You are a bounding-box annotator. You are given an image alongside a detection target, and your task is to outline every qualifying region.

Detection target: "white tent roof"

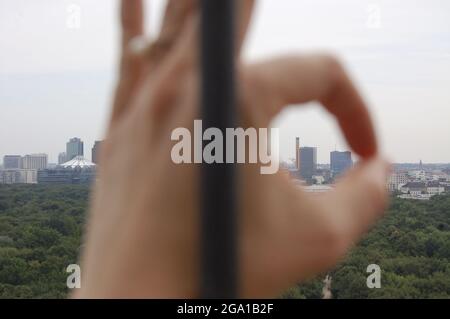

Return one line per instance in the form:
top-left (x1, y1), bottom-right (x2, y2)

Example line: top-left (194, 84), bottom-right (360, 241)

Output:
top-left (61, 156), bottom-right (96, 168)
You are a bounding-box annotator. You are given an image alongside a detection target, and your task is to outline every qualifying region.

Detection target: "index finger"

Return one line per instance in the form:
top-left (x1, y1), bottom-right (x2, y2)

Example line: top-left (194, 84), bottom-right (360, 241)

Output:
top-left (246, 54), bottom-right (377, 158)
top-left (111, 0), bottom-right (145, 123)
top-left (121, 0), bottom-right (144, 49)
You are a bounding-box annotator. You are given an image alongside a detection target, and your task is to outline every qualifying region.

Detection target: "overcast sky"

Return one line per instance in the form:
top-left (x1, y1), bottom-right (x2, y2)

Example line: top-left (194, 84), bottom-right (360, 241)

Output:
top-left (1, 0), bottom-right (449, 163)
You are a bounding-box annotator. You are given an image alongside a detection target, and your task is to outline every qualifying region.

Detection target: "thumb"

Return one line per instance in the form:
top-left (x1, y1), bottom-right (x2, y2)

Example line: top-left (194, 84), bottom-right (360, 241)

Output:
top-left (324, 156), bottom-right (391, 241)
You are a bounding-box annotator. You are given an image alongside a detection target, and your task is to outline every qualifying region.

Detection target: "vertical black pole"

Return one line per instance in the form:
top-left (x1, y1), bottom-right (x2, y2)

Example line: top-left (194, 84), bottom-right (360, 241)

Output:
top-left (200, 0), bottom-right (237, 298)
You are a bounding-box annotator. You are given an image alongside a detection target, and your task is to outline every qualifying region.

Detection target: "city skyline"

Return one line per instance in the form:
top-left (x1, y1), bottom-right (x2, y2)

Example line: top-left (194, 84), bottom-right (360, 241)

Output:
top-left (2, 135), bottom-right (450, 186)
top-left (1, 137), bottom-right (94, 166)
top-left (2, 131), bottom-right (450, 165)
top-left (2, 138), bottom-right (448, 166)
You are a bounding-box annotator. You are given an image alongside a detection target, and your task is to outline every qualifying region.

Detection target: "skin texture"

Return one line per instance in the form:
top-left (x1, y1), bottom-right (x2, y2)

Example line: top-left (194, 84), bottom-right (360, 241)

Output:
top-left (74, 0), bottom-right (391, 298)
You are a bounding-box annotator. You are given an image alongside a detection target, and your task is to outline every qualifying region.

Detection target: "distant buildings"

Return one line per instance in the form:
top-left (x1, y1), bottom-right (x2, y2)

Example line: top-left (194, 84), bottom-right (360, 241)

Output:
top-left (408, 170), bottom-right (426, 181)
top-left (2, 154), bottom-right (47, 170)
top-left (21, 154), bottom-right (48, 170)
top-left (58, 152), bottom-right (67, 165)
top-left (287, 138), bottom-right (449, 200)
top-left (311, 175), bottom-right (325, 185)
top-left (299, 147), bottom-right (317, 182)
top-left (0, 138), bottom-right (100, 185)
top-left (1, 138), bottom-right (103, 185)
top-left (37, 168), bottom-right (95, 184)
top-left (313, 168), bottom-right (332, 184)
top-left (401, 181), bottom-right (426, 197)
top-left (387, 172), bottom-right (408, 192)
top-left (61, 156), bottom-right (96, 169)
top-left (427, 181), bottom-right (446, 196)
top-left (0, 154), bottom-right (46, 184)
top-left (66, 138), bottom-right (84, 161)
top-left (38, 156), bottom-right (96, 184)
top-left (91, 140), bottom-right (102, 164)
top-left (0, 169), bottom-right (37, 184)
top-left (292, 138), bottom-right (328, 184)
top-left (330, 151), bottom-right (353, 177)
top-left (3, 155), bottom-right (21, 169)
top-left (399, 181), bottom-right (446, 200)
top-left (388, 161), bottom-right (450, 200)
top-left (2, 135), bottom-right (449, 193)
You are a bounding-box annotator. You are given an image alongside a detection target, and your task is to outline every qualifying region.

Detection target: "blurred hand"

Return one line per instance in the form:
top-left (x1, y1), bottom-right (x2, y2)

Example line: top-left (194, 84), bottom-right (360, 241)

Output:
top-left (75, 0), bottom-right (390, 298)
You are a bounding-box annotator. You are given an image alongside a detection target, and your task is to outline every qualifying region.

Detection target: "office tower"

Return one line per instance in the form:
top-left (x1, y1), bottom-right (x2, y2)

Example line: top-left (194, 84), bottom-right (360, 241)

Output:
top-left (21, 154), bottom-right (48, 170)
top-left (66, 137), bottom-right (84, 161)
top-left (299, 147), bottom-right (317, 181)
top-left (58, 152), bottom-right (68, 165)
top-left (330, 151), bottom-right (353, 177)
top-left (295, 137), bottom-right (300, 170)
top-left (91, 140), bottom-right (102, 164)
top-left (3, 155), bottom-right (22, 169)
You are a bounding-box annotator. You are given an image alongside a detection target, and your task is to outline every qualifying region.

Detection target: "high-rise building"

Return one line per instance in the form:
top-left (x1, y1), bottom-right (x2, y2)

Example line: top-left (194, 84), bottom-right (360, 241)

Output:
top-left (299, 147), bottom-right (317, 181)
top-left (66, 138), bottom-right (84, 161)
top-left (21, 154), bottom-right (48, 170)
top-left (3, 155), bottom-right (22, 169)
top-left (330, 151), bottom-right (353, 177)
top-left (295, 137), bottom-right (300, 170)
top-left (91, 140), bottom-right (102, 164)
top-left (58, 152), bottom-right (68, 165)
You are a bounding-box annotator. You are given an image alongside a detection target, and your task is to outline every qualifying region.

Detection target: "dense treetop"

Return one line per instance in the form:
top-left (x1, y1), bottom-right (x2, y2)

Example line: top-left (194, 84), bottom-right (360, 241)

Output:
top-left (0, 184), bottom-right (88, 298)
top-left (0, 184), bottom-right (449, 298)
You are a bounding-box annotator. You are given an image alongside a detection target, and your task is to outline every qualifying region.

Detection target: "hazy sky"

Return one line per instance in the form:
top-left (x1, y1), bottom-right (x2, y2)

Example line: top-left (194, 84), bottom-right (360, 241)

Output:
top-left (1, 0), bottom-right (449, 163)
